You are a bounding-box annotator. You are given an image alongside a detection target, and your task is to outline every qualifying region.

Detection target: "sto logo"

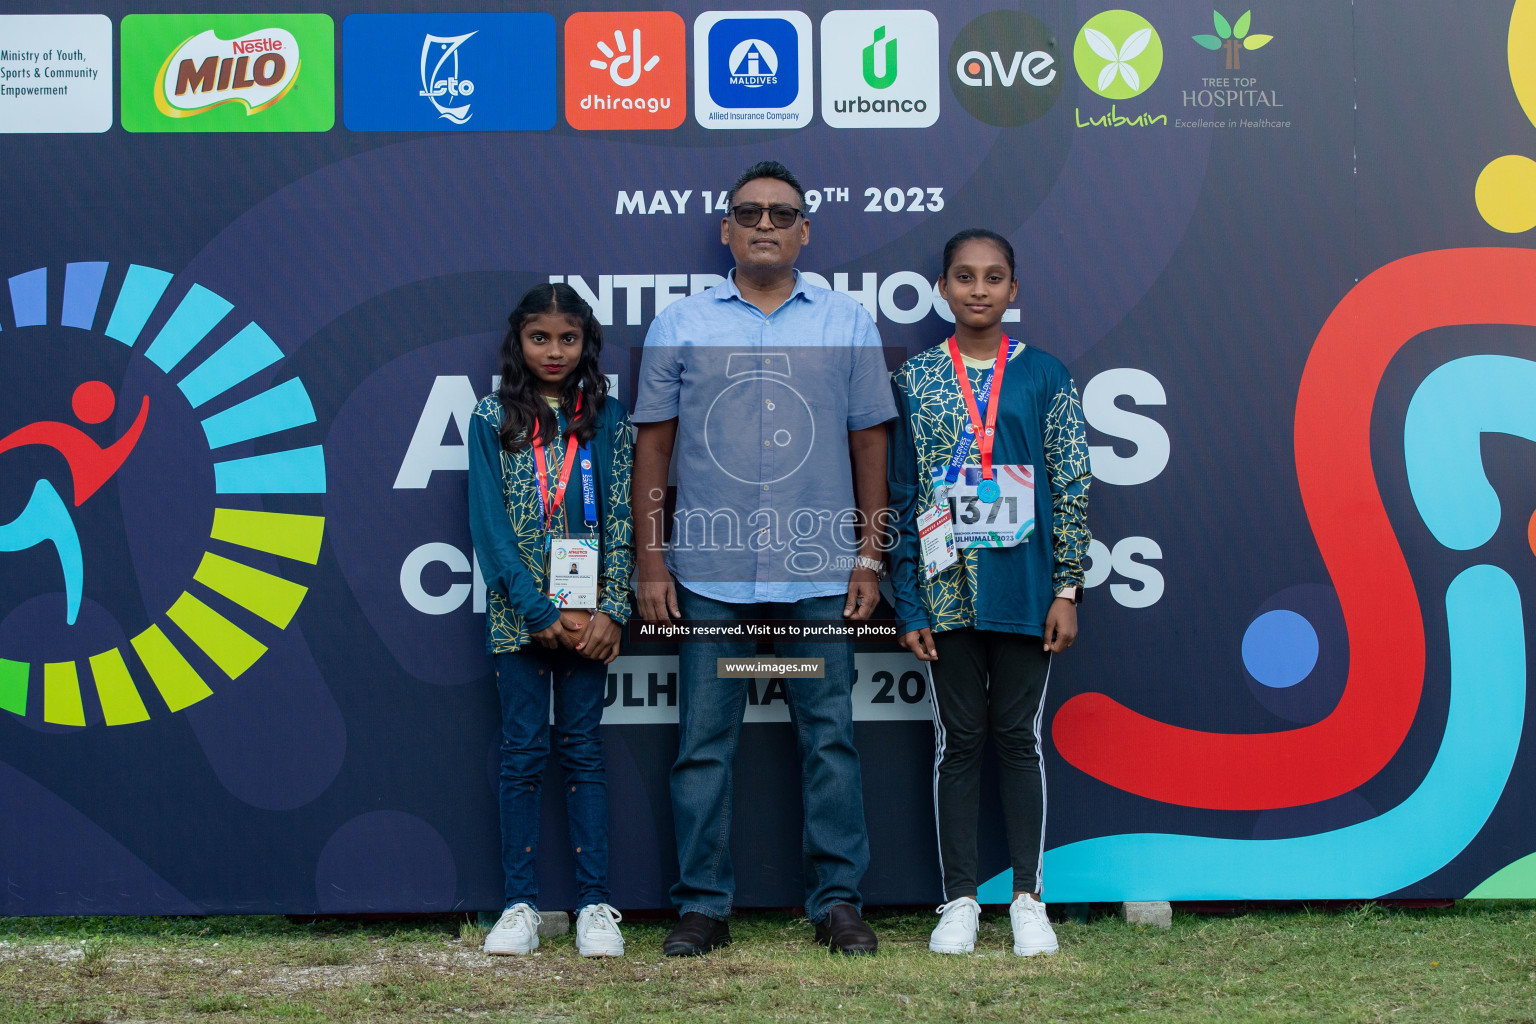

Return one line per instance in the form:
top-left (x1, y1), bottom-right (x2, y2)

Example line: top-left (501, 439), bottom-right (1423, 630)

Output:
top-left (1052, 247), bottom-right (1536, 811)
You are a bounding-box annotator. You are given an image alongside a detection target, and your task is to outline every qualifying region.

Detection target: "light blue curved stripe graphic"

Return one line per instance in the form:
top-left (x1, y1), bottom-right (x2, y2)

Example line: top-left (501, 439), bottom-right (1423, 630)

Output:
top-left (61, 262), bottom-right (108, 330)
top-left (200, 378), bottom-right (316, 450)
top-left (213, 446), bottom-right (326, 494)
top-left (0, 480), bottom-right (83, 627)
top-left (103, 264), bottom-right (173, 346)
top-left (177, 322), bottom-right (284, 408)
top-left (8, 268), bottom-right (46, 327)
top-left (1036, 565), bottom-right (1522, 901)
top-left (1405, 355), bottom-right (1536, 550)
top-left (144, 284), bottom-right (233, 373)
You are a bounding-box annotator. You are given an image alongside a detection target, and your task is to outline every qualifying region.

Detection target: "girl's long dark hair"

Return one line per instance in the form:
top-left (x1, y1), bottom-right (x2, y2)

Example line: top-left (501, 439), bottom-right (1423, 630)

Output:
top-left (497, 283), bottom-right (608, 453)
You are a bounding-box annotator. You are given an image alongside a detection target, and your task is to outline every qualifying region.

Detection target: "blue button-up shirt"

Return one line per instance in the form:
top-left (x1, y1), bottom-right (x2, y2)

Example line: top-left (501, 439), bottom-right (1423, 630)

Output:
top-left (633, 271), bottom-right (897, 603)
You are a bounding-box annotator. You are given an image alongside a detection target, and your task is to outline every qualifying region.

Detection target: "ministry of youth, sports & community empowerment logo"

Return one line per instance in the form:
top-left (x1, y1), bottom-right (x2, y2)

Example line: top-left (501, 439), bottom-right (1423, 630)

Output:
top-left (0, 261), bottom-right (325, 729)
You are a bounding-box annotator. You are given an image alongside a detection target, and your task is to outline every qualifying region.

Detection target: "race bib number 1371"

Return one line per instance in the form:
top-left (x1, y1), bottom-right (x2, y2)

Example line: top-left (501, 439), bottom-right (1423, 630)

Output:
top-left (929, 464), bottom-right (1036, 548)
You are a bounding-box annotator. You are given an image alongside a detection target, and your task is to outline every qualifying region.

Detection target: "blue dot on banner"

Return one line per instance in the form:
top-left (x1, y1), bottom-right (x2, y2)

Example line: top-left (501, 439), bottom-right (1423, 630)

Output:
top-left (1242, 610), bottom-right (1320, 688)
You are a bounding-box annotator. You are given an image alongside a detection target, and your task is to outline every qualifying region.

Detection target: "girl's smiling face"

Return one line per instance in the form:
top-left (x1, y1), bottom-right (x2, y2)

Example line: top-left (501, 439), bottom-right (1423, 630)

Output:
top-left (939, 238), bottom-right (1019, 332)
top-left (520, 312), bottom-right (584, 394)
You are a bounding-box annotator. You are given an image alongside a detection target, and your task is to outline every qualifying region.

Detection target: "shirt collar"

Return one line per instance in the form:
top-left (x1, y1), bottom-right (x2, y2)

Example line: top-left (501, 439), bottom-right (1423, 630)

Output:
top-left (718, 268), bottom-right (815, 304)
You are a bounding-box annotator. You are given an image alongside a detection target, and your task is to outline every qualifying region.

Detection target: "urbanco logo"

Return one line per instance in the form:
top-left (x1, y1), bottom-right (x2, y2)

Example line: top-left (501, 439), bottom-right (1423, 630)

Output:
top-left (947, 10), bottom-right (1062, 127)
top-left (694, 11), bottom-right (812, 130)
top-left (822, 10), bottom-right (939, 128)
top-left (1074, 9), bottom-right (1163, 100)
top-left (565, 11), bottom-right (685, 130)
top-left (419, 32), bottom-right (474, 124)
top-left (121, 14), bottom-right (333, 132)
top-left (1192, 10), bottom-right (1274, 70)
top-left (0, 261), bottom-right (326, 729)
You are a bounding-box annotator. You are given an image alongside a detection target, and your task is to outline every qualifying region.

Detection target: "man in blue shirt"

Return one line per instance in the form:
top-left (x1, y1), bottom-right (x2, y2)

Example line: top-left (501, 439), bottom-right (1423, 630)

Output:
top-left (632, 161), bottom-right (896, 956)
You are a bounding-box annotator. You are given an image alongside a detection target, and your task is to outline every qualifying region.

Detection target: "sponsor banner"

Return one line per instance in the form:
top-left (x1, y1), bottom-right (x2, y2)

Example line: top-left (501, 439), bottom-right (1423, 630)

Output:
top-left (342, 13), bottom-right (556, 132)
top-left (947, 8), bottom-right (1062, 127)
top-left (565, 11), bottom-right (686, 131)
top-left (121, 13), bottom-right (334, 132)
top-left (820, 9), bottom-right (939, 128)
top-left (0, 14), bottom-right (112, 134)
top-left (693, 10), bottom-right (813, 129)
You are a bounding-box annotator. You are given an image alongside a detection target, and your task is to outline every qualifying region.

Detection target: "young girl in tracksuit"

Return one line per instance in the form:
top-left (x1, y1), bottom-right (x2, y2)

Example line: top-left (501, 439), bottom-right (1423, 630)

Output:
top-left (889, 229), bottom-right (1092, 956)
top-left (468, 283), bottom-right (633, 958)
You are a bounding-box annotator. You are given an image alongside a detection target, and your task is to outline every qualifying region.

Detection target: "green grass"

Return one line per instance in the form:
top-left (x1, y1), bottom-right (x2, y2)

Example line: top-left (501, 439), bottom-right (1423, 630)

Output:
top-left (0, 903), bottom-right (1532, 1023)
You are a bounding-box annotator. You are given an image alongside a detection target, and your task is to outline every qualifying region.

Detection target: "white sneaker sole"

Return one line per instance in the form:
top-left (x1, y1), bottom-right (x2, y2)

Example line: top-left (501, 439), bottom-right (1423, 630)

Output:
top-left (484, 936), bottom-right (538, 956)
top-left (579, 943), bottom-right (625, 957)
top-left (1013, 941), bottom-right (1058, 956)
top-left (929, 939), bottom-right (975, 954)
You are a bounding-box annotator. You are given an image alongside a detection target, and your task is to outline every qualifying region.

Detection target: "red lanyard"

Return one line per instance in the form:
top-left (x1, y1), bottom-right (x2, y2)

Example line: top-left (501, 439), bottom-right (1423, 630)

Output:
top-left (531, 394), bottom-right (582, 533)
top-left (946, 334), bottom-right (1010, 482)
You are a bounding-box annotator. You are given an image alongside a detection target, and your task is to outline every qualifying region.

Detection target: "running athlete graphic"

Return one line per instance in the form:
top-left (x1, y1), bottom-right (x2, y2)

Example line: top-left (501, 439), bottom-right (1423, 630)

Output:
top-left (0, 380), bottom-right (149, 626)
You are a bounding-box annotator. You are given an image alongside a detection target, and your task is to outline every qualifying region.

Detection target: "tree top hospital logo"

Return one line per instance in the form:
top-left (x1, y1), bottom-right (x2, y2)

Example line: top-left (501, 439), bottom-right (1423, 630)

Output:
top-left (565, 12), bottom-right (685, 130)
top-left (121, 14), bottom-right (333, 132)
top-left (1192, 10), bottom-right (1274, 70)
top-left (948, 10), bottom-right (1062, 127)
top-left (821, 10), bottom-right (939, 128)
top-left (0, 262), bottom-right (325, 729)
top-left (342, 13), bottom-right (555, 132)
top-left (694, 11), bottom-right (812, 129)
top-left (1074, 10), bottom-right (1163, 100)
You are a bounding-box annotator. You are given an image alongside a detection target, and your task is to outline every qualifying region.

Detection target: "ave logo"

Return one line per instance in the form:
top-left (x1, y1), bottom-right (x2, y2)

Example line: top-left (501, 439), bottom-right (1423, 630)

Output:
top-left (820, 10), bottom-right (939, 128)
top-left (948, 10), bottom-right (1062, 127)
top-left (565, 12), bottom-right (686, 130)
top-left (694, 11), bottom-right (812, 130)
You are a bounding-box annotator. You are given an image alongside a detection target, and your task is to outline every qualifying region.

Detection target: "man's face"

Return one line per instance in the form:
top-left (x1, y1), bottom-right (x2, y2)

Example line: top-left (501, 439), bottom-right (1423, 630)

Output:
top-left (720, 177), bottom-right (809, 275)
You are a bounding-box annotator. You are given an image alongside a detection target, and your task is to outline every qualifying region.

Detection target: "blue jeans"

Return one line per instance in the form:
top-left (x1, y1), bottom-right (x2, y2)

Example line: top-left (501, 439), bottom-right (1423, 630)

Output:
top-left (494, 646), bottom-right (609, 910)
top-left (670, 589), bottom-right (869, 923)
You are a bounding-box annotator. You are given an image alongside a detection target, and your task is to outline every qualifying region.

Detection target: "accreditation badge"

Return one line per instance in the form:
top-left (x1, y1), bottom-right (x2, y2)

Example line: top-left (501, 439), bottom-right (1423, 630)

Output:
top-left (917, 502), bottom-right (959, 578)
top-left (928, 464), bottom-right (1036, 548)
top-left (546, 536), bottom-right (600, 609)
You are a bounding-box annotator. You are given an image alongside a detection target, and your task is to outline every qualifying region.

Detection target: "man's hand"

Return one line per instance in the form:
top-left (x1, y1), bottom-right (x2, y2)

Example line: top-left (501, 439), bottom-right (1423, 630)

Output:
top-left (574, 611), bottom-right (622, 664)
top-left (636, 568), bottom-right (680, 624)
top-left (1043, 597), bottom-right (1078, 654)
top-left (843, 567), bottom-right (880, 620)
top-left (632, 419), bottom-right (679, 623)
top-left (898, 627), bottom-right (938, 662)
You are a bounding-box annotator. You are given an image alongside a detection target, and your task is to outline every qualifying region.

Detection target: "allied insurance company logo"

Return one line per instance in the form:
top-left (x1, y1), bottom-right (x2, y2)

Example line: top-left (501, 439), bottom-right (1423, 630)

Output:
top-left (0, 262), bottom-right (325, 729)
top-left (947, 9), bottom-right (1062, 127)
top-left (820, 9), bottom-right (939, 128)
top-left (694, 10), bottom-right (812, 130)
top-left (565, 11), bottom-right (686, 130)
top-left (121, 14), bottom-right (334, 132)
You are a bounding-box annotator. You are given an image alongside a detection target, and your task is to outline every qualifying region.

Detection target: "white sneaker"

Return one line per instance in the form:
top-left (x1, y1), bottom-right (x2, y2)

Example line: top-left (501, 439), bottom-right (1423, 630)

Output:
top-left (928, 897), bottom-right (980, 954)
top-left (484, 903), bottom-right (540, 955)
top-left (1010, 894), bottom-right (1059, 956)
top-left (575, 903), bottom-right (625, 957)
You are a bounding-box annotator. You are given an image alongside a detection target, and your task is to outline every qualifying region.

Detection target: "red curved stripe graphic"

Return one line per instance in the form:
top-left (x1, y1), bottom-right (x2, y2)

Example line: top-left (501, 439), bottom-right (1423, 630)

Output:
top-left (1052, 247), bottom-right (1536, 809)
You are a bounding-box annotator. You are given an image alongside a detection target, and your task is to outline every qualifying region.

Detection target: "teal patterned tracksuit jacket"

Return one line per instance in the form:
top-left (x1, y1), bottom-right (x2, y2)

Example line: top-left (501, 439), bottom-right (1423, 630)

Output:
top-left (888, 342), bottom-right (1092, 638)
top-left (467, 393), bottom-right (634, 654)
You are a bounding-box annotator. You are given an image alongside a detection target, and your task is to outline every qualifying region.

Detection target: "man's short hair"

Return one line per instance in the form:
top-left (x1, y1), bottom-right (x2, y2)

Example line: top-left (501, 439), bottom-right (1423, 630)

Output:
top-left (728, 160), bottom-right (807, 208)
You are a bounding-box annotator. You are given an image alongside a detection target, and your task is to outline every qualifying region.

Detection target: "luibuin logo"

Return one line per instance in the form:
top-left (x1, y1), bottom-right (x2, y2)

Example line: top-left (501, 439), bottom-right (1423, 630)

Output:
top-left (155, 27), bottom-right (300, 117)
top-left (0, 261), bottom-right (326, 729)
top-left (1073, 10), bottom-right (1163, 100)
top-left (863, 26), bottom-right (896, 89)
top-left (1192, 11), bottom-right (1273, 70)
top-left (419, 32), bottom-right (474, 124)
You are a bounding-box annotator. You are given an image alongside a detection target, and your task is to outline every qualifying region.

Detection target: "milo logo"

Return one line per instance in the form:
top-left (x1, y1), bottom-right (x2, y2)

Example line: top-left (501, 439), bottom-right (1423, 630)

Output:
top-left (156, 29), bottom-right (300, 117)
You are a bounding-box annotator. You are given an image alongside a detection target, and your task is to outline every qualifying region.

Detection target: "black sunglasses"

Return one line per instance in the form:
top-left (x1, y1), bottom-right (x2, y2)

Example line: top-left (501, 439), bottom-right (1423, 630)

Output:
top-left (729, 203), bottom-right (804, 229)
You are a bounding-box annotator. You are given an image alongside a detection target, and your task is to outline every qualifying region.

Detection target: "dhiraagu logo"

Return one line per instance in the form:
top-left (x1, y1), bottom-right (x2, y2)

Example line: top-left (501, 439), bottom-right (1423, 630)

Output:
top-left (122, 13), bottom-right (334, 132)
top-left (1074, 10), bottom-right (1163, 100)
top-left (0, 261), bottom-right (325, 729)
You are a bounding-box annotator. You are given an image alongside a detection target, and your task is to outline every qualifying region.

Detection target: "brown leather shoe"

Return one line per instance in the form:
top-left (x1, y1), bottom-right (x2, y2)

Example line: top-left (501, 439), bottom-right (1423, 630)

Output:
top-left (663, 912), bottom-right (732, 956)
top-left (813, 903), bottom-right (878, 955)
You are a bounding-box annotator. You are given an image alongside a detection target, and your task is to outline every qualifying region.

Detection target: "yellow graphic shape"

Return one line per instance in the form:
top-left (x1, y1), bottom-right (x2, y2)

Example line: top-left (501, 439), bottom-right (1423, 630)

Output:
top-left (43, 662), bottom-right (86, 727)
top-left (211, 508), bottom-right (325, 563)
top-left (131, 625), bottom-right (213, 712)
top-left (0, 658), bottom-right (26, 716)
top-left (194, 551), bottom-right (309, 628)
top-left (89, 649), bottom-right (150, 726)
top-left (166, 592), bottom-right (267, 679)
top-left (1478, 0), bottom-right (1536, 231)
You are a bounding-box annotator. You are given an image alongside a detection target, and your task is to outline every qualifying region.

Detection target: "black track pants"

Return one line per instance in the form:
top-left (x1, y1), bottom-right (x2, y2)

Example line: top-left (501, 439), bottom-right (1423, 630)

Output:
top-left (928, 628), bottom-right (1051, 901)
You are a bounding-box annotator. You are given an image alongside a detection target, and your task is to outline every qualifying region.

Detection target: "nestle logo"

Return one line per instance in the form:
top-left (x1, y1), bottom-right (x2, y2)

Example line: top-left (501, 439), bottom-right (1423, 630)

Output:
top-left (232, 37), bottom-right (282, 55)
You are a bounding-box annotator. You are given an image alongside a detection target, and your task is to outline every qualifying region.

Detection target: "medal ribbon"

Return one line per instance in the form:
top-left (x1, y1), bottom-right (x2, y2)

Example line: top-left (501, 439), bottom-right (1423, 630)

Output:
top-left (532, 394), bottom-right (592, 533)
top-left (945, 334), bottom-right (1014, 485)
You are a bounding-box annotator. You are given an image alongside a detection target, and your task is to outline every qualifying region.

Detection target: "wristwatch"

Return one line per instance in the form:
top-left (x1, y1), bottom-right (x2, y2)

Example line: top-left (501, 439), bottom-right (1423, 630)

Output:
top-left (854, 555), bottom-right (887, 579)
top-left (1056, 584), bottom-right (1084, 605)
